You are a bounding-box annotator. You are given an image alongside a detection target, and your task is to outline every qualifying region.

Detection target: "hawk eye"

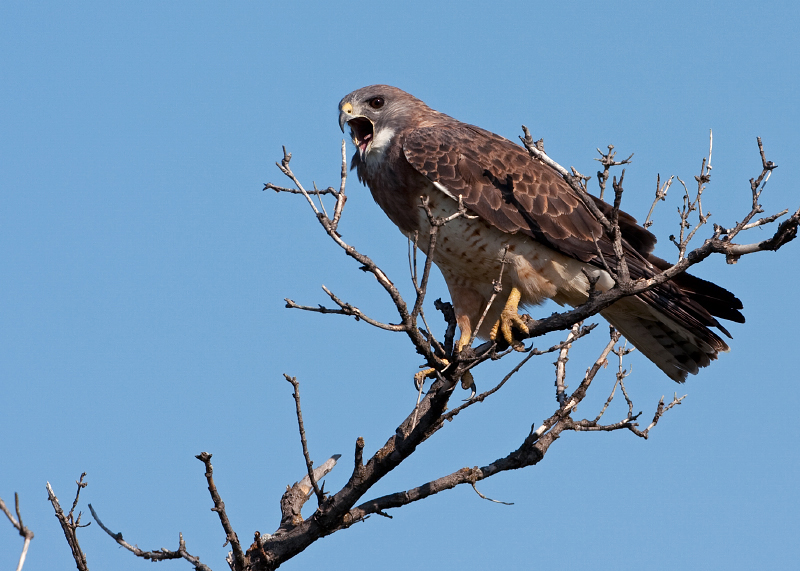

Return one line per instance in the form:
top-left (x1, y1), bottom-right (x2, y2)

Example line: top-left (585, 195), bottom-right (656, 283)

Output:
top-left (369, 97), bottom-right (385, 109)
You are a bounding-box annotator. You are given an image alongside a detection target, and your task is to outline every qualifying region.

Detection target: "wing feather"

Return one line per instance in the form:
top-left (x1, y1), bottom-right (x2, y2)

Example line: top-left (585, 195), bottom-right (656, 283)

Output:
top-left (403, 125), bottom-right (614, 264)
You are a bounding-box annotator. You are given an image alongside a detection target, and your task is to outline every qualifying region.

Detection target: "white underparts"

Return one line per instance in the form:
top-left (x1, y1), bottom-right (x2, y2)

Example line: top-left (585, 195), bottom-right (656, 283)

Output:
top-left (415, 187), bottom-right (605, 313)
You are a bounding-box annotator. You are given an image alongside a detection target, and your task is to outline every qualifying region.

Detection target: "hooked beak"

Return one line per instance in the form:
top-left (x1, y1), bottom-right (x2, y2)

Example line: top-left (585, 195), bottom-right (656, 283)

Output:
top-left (339, 102), bottom-right (374, 154)
top-left (339, 102), bottom-right (353, 132)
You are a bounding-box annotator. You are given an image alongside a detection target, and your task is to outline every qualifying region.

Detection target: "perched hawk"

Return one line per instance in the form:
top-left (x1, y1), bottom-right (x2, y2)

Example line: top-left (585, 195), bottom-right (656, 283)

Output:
top-left (338, 85), bottom-right (744, 382)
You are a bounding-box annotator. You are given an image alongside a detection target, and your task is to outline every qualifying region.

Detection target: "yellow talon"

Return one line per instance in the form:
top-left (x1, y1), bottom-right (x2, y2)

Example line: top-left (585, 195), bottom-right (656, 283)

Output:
top-left (414, 366), bottom-right (440, 389)
top-left (490, 287), bottom-right (529, 351)
top-left (414, 319), bottom-right (480, 396)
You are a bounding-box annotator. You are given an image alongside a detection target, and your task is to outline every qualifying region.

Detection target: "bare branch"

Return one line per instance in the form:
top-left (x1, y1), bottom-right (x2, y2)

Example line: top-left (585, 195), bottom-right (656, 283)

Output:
top-left (46, 476), bottom-right (89, 571)
top-left (609, 170), bottom-right (630, 282)
top-left (715, 209), bottom-right (789, 234)
top-left (613, 342), bottom-right (636, 419)
top-left (296, 455), bottom-right (341, 497)
top-left (595, 144), bottom-right (633, 200)
top-left (283, 375), bottom-right (324, 505)
top-left (434, 298), bottom-right (457, 358)
top-left (283, 293), bottom-right (404, 331)
top-left (520, 126), bottom-right (615, 235)
top-left (644, 173), bottom-right (673, 229)
top-left (1, 493), bottom-right (34, 571)
top-left (721, 206), bottom-right (800, 262)
top-left (468, 245), bottom-right (509, 350)
top-left (443, 323), bottom-right (597, 423)
top-left (669, 136), bottom-right (713, 260)
top-left (270, 147), bottom-right (444, 370)
top-left (195, 452), bottom-right (245, 569)
top-left (279, 454), bottom-right (342, 533)
top-left (331, 140), bottom-right (348, 230)
top-left (555, 323), bottom-right (582, 407)
top-left (88, 505), bottom-right (213, 571)
top-left (312, 182), bottom-right (329, 219)
top-left (563, 326), bottom-right (622, 414)
top-left (471, 482), bottom-right (514, 505)
top-left (264, 183), bottom-right (338, 196)
top-left (276, 147), bottom-right (321, 215)
top-left (352, 437), bottom-right (365, 479)
top-left (624, 392), bottom-right (688, 439)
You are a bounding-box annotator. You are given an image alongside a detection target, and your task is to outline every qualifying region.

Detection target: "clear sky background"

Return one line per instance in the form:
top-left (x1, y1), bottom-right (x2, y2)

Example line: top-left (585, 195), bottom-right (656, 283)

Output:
top-left (2, 1), bottom-right (798, 569)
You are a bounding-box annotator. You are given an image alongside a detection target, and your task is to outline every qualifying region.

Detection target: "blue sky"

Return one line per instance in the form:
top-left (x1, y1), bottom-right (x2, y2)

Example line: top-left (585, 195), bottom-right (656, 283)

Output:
top-left (1, 1), bottom-right (798, 569)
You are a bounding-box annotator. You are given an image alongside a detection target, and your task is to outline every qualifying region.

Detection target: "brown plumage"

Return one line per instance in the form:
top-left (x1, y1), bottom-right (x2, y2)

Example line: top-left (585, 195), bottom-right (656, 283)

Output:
top-left (338, 85), bottom-right (744, 382)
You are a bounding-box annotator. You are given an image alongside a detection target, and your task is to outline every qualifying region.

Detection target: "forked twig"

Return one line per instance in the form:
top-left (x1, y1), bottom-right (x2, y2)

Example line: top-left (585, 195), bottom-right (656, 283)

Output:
top-left (46, 475), bottom-right (89, 571)
top-left (1, 493), bottom-right (34, 571)
top-left (89, 505), bottom-right (212, 571)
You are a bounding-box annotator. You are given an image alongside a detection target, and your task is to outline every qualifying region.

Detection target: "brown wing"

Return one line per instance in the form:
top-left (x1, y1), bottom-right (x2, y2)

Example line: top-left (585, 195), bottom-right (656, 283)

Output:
top-left (402, 123), bottom-right (655, 272)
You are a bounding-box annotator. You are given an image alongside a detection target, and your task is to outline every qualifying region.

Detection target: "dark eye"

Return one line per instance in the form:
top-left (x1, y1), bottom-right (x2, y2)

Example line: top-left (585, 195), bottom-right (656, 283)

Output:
top-left (369, 97), bottom-right (385, 109)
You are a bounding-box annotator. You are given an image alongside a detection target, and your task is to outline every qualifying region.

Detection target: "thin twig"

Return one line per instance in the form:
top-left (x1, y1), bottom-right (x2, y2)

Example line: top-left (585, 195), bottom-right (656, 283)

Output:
top-left (264, 183), bottom-right (338, 196)
top-left (88, 505), bottom-right (213, 571)
top-left (468, 245), bottom-right (510, 349)
top-left (271, 147), bottom-right (444, 370)
top-left (331, 140), bottom-right (348, 230)
top-left (555, 323), bottom-right (582, 407)
top-left (470, 482), bottom-right (514, 505)
top-left (312, 182), bottom-right (329, 219)
top-left (284, 375), bottom-right (324, 504)
top-left (716, 209), bottom-right (788, 234)
top-left (644, 173), bottom-right (673, 229)
top-left (195, 452), bottom-right (245, 569)
top-left (0, 493), bottom-right (34, 571)
top-left (595, 144), bottom-right (633, 200)
top-left (443, 324), bottom-right (597, 422)
top-left (46, 477), bottom-right (89, 571)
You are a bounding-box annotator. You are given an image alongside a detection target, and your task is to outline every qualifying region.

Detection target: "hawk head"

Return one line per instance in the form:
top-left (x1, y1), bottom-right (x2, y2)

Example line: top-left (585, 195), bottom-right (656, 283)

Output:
top-left (338, 85), bottom-right (429, 161)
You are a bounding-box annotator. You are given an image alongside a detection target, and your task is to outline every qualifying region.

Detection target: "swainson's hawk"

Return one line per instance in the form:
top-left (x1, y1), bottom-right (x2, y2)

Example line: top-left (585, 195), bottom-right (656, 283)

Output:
top-left (338, 85), bottom-right (743, 382)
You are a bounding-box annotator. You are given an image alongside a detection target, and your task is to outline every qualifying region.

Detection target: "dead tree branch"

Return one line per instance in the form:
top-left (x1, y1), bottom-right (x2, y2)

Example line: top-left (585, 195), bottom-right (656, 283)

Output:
top-left (265, 144), bottom-right (446, 372)
top-left (595, 144), bottom-right (633, 200)
top-left (46, 474), bottom-right (89, 571)
top-left (278, 455), bottom-right (341, 534)
top-left (1, 493), bottom-right (34, 571)
top-left (644, 173), bottom-right (673, 229)
top-left (88, 504), bottom-right (212, 571)
top-left (196, 452), bottom-right (245, 569)
top-left (283, 375), bottom-right (324, 505)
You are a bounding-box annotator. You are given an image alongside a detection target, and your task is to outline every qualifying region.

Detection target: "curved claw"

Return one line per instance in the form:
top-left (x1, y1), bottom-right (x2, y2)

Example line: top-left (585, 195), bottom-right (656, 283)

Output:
top-left (461, 371), bottom-right (476, 400)
top-left (414, 367), bottom-right (436, 391)
top-left (414, 362), bottom-right (476, 399)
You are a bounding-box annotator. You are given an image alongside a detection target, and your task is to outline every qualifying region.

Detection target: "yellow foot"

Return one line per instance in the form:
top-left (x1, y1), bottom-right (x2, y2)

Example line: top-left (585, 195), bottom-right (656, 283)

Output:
top-left (489, 287), bottom-right (529, 351)
top-left (414, 319), bottom-right (482, 394)
top-left (413, 362), bottom-right (476, 399)
top-left (414, 366), bottom-right (440, 390)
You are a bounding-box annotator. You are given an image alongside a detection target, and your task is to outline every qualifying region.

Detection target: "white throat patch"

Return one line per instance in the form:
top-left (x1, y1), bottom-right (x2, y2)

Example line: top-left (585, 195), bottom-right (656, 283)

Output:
top-left (363, 127), bottom-right (396, 169)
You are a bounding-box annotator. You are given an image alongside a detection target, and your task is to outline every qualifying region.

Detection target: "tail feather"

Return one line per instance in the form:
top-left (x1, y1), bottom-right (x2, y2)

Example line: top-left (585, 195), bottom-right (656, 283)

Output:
top-left (586, 199), bottom-right (743, 382)
top-left (602, 299), bottom-right (724, 382)
top-left (647, 254), bottom-right (745, 326)
top-left (600, 266), bottom-right (742, 383)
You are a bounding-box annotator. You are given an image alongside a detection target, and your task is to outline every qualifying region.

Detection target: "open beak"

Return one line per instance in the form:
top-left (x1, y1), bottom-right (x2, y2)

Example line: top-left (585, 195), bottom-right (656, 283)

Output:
top-left (339, 104), bottom-right (374, 154)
